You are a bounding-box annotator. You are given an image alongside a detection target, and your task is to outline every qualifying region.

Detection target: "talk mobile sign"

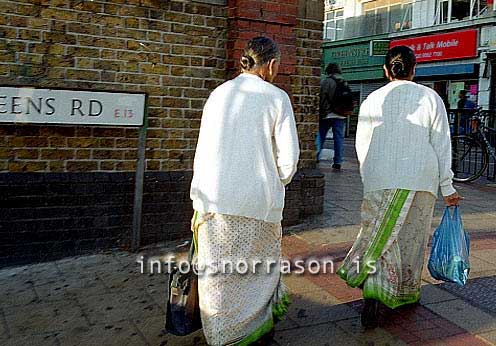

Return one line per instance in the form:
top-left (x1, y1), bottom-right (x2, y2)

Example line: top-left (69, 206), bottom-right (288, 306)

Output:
top-left (390, 29), bottom-right (478, 63)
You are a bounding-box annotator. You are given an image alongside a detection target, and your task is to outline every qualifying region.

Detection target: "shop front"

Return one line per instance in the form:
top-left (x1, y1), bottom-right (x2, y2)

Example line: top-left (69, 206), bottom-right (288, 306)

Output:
top-left (322, 37), bottom-right (388, 134)
top-left (480, 25), bottom-right (496, 110)
top-left (390, 29), bottom-right (480, 110)
top-left (323, 37), bottom-right (389, 98)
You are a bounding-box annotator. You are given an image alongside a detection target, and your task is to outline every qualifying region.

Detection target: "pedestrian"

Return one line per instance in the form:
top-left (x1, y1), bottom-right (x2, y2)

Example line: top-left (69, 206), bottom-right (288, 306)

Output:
top-left (317, 63), bottom-right (354, 169)
top-left (337, 46), bottom-right (462, 328)
top-left (190, 36), bottom-right (299, 345)
top-left (457, 89), bottom-right (477, 134)
top-left (457, 89), bottom-right (476, 110)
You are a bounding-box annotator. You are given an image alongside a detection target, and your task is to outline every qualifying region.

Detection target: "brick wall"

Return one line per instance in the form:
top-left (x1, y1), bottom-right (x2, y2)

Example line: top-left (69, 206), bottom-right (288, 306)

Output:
top-left (0, 169), bottom-right (323, 266)
top-left (226, 0), bottom-right (323, 167)
top-left (0, 171), bottom-right (193, 266)
top-left (0, 0), bottom-right (321, 171)
top-left (294, 0), bottom-right (324, 167)
top-left (226, 0), bottom-right (298, 90)
top-left (0, 0), bottom-right (228, 172)
top-left (0, 0), bottom-right (324, 266)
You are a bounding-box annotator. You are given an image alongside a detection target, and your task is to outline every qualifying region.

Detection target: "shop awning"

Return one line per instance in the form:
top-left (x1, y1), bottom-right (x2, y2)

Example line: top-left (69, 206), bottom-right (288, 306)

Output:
top-left (415, 63), bottom-right (476, 77)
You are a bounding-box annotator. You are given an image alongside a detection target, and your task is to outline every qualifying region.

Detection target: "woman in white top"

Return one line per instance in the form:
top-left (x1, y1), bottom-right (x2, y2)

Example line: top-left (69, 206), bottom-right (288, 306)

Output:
top-left (337, 46), bottom-right (462, 328)
top-left (190, 37), bottom-right (299, 345)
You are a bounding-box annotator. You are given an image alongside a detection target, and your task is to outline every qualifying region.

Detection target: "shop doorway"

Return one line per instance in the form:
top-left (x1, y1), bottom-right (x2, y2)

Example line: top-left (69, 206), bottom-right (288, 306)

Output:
top-left (433, 81), bottom-right (450, 109)
top-left (427, 80), bottom-right (478, 110)
top-left (448, 80), bottom-right (478, 109)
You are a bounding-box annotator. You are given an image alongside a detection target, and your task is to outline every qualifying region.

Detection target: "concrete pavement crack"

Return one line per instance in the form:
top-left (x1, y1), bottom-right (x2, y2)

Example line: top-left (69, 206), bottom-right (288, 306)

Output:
top-left (0, 307), bottom-right (11, 339)
top-left (128, 318), bottom-right (151, 346)
top-left (72, 296), bottom-right (93, 327)
top-left (29, 280), bottom-right (41, 303)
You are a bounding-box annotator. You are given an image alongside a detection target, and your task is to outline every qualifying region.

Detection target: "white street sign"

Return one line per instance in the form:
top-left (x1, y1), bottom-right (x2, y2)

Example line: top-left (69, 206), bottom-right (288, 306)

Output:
top-left (0, 87), bottom-right (146, 126)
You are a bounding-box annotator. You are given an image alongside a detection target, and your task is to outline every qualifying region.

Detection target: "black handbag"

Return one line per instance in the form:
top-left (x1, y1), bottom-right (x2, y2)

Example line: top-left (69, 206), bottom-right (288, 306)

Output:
top-left (165, 240), bottom-right (202, 336)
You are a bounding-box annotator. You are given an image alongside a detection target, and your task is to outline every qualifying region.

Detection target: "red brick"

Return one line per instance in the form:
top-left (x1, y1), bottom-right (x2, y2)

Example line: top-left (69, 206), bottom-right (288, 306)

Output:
top-left (263, 2), bottom-right (281, 13)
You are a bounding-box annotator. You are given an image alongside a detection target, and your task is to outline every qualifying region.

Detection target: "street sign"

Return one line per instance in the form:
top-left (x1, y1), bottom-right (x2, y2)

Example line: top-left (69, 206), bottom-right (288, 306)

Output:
top-left (369, 40), bottom-right (390, 56)
top-left (0, 87), bottom-right (146, 126)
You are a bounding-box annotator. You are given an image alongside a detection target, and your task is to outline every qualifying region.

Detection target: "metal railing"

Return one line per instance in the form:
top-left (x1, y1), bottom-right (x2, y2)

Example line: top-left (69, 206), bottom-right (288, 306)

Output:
top-left (448, 109), bottom-right (496, 181)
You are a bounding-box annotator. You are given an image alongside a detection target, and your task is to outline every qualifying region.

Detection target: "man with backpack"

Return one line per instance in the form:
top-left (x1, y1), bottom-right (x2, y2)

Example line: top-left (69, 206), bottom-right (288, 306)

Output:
top-left (317, 63), bottom-right (354, 169)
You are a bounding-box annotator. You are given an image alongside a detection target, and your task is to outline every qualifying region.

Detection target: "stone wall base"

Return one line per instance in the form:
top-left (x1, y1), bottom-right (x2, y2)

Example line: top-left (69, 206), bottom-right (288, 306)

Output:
top-left (0, 169), bottom-right (324, 267)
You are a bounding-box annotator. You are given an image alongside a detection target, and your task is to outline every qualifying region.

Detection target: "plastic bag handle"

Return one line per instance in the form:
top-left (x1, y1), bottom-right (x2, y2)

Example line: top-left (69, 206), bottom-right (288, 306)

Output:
top-left (452, 205), bottom-right (460, 221)
top-left (441, 206), bottom-right (452, 225)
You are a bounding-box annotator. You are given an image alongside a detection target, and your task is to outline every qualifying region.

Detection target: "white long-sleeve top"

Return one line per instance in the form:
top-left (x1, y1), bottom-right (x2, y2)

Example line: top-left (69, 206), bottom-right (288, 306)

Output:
top-left (190, 73), bottom-right (300, 223)
top-left (356, 80), bottom-right (456, 197)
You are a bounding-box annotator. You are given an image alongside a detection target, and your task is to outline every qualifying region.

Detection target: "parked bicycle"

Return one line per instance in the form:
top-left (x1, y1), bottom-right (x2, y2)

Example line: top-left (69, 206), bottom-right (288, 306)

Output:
top-left (451, 109), bottom-right (496, 182)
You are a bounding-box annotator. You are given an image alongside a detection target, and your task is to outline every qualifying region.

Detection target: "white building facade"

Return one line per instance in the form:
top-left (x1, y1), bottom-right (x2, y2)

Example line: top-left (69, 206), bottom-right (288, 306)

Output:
top-left (323, 0), bottom-right (496, 110)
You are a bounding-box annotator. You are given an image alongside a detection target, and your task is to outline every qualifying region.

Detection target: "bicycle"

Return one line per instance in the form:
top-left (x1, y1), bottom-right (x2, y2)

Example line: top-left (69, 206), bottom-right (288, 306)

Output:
top-left (451, 109), bottom-right (496, 182)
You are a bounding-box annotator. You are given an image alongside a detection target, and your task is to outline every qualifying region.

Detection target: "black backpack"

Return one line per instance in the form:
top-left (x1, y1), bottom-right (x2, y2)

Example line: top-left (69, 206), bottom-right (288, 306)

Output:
top-left (330, 76), bottom-right (354, 115)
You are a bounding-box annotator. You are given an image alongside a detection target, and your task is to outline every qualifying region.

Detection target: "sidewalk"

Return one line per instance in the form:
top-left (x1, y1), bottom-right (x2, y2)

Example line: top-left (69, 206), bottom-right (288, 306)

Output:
top-left (1, 140), bottom-right (496, 346)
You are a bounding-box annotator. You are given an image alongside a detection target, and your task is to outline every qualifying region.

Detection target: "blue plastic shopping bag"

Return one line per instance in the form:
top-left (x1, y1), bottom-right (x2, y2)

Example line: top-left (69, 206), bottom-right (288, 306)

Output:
top-left (428, 206), bottom-right (470, 285)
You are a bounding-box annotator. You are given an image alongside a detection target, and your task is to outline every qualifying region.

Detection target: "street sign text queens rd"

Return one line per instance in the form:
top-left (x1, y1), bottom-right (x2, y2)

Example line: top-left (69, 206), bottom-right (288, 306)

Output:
top-left (0, 87), bottom-right (146, 126)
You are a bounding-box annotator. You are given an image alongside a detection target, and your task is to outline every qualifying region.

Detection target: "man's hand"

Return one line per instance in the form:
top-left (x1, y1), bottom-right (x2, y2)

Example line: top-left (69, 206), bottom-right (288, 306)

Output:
top-left (444, 192), bottom-right (464, 206)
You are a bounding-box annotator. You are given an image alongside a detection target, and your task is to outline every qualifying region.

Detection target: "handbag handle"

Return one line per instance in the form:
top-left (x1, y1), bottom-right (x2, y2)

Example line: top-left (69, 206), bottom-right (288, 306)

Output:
top-left (188, 237), bottom-right (196, 263)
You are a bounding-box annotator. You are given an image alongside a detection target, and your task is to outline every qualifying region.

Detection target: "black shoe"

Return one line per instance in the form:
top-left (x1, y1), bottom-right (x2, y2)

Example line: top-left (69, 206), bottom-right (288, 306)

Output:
top-left (332, 163), bottom-right (341, 170)
top-left (361, 299), bottom-right (379, 329)
top-left (253, 328), bottom-right (275, 345)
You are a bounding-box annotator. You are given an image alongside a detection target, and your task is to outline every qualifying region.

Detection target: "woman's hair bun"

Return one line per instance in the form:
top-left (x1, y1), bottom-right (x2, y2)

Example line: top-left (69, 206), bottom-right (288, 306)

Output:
top-left (391, 59), bottom-right (405, 77)
top-left (240, 55), bottom-right (256, 70)
top-left (385, 46), bottom-right (416, 80)
top-left (240, 37), bottom-right (280, 71)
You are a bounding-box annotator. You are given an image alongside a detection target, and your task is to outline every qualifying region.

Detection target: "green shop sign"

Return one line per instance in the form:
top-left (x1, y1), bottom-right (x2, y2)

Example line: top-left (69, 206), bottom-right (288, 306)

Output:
top-left (370, 40), bottom-right (390, 56)
top-left (323, 41), bottom-right (386, 81)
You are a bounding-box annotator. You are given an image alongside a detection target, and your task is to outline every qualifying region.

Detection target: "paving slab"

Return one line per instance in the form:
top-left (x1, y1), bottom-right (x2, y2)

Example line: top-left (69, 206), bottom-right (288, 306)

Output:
top-left (55, 319), bottom-right (147, 346)
top-left (479, 330), bottom-right (496, 345)
top-left (419, 284), bottom-right (459, 305)
top-left (335, 317), bottom-right (408, 346)
top-left (77, 290), bottom-right (161, 326)
top-left (473, 249), bottom-right (496, 265)
top-left (289, 226), bottom-right (359, 246)
top-left (3, 333), bottom-right (57, 346)
top-left (439, 276), bottom-right (496, 316)
top-left (274, 323), bottom-right (361, 346)
top-left (283, 273), bottom-right (327, 294)
top-left (287, 289), bottom-right (359, 327)
top-left (426, 299), bottom-right (496, 334)
top-left (3, 301), bottom-right (89, 339)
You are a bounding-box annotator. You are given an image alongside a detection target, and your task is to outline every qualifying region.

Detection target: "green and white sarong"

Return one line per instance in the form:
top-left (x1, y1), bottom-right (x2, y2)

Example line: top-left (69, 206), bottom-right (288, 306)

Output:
top-left (337, 189), bottom-right (436, 309)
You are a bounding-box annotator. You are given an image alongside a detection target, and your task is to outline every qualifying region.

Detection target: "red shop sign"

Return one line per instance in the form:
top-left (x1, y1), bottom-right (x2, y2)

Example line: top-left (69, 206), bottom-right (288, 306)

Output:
top-left (390, 29), bottom-right (478, 63)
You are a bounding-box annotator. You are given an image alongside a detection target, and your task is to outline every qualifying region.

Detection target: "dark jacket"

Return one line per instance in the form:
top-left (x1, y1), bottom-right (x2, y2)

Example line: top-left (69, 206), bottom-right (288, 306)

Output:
top-left (319, 73), bottom-right (345, 119)
top-left (457, 97), bottom-right (476, 110)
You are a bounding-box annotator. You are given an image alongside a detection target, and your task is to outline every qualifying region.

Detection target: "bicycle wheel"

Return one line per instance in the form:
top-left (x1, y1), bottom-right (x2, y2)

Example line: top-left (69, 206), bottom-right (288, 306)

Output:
top-left (452, 135), bottom-right (488, 182)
